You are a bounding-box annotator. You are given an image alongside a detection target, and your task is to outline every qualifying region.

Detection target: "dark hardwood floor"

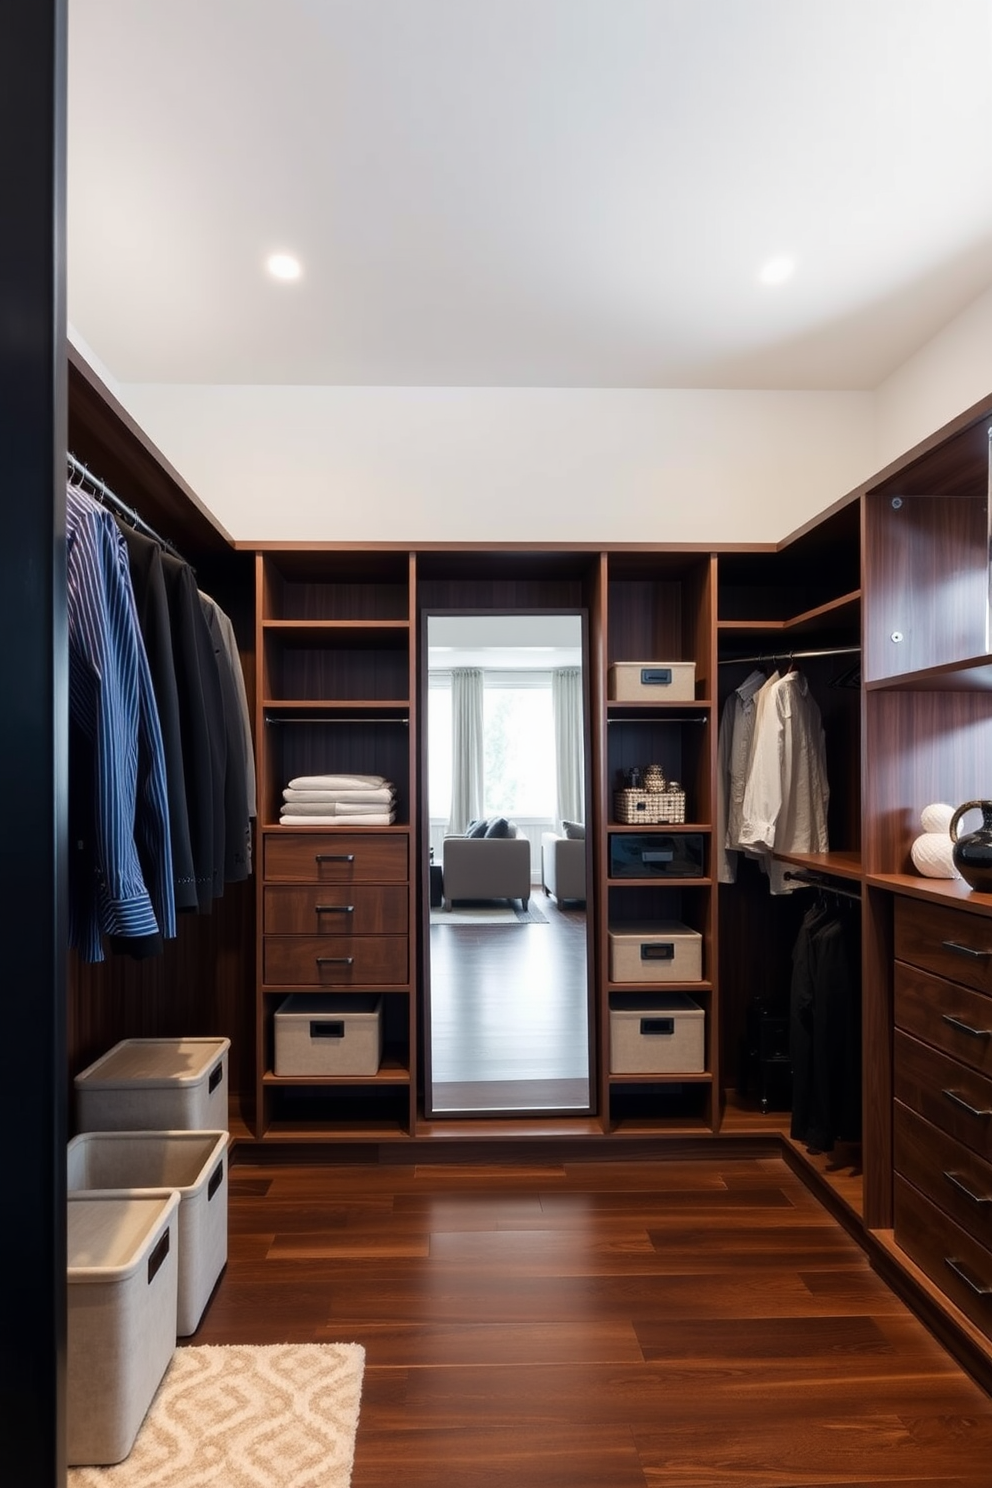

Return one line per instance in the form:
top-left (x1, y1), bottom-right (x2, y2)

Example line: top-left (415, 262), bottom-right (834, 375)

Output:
top-left (192, 1153), bottom-right (992, 1486)
top-left (428, 887), bottom-right (591, 1113)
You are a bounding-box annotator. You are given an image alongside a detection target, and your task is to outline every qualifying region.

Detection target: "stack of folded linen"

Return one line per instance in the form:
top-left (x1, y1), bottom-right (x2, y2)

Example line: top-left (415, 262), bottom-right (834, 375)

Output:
top-left (279, 774), bottom-right (397, 825)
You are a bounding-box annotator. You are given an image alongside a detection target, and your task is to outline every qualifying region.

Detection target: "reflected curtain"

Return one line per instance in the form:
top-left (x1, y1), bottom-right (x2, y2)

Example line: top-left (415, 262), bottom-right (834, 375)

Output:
top-left (448, 667), bottom-right (484, 833)
top-left (553, 667), bottom-right (584, 828)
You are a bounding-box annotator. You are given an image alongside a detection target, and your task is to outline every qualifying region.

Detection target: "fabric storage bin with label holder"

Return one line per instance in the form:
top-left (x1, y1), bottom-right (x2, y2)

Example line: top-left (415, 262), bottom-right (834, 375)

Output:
top-left (67, 1128), bottom-right (228, 1338)
top-left (275, 993), bottom-right (384, 1076)
top-left (67, 1191), bottom-right (180, 1465)
top-left (609, 833), bottom-right (703, 878)
top-left (608, 922), bottom-right (703, 982)
top-left (74, 1037), bottom-right (230, 1133)
top-left (607, 662), bottom-right (696, 702)
top-left (609, 992), bottom-right (706, 1074)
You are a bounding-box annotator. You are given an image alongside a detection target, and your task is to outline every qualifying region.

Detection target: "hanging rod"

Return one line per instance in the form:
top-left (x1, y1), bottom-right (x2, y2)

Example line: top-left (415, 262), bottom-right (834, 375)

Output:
top-left (783, 870), bottom-right (862, 902)
top-left (264, 714), bottom-right (409, 726)
top-left (718, 645), bottom-right (861, 665)
top-left (67, 452), bottom-right (185, 561)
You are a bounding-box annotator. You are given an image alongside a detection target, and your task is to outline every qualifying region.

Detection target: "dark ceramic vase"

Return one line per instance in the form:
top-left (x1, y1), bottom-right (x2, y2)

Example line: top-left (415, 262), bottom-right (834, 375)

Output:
top-left (949, 800), bottom-right (992, 892)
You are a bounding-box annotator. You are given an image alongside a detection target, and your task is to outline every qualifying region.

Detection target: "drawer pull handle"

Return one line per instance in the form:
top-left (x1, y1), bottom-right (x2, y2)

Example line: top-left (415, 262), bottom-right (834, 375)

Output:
top-left (942, 1087), bottom-right (992, 1120)
top-left (316, 956), bottom-right (354, 966)
top-left (944, 1170), bottom-right (992, 1206)
top-left (941, 939), bottom-right (992, 961)
top-left (315, 905), bottom-right (355, 915)
top-left (942, 1013), bottom-right (992, 1040)
top-left (315, 853), bottom-right (356, 863)
top-left (945, 1256), bottom-right (992, 1297)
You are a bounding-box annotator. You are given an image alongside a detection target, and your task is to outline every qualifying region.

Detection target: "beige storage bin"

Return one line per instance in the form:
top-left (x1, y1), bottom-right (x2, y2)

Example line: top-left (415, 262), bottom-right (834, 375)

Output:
top-left (608, 921), bottom-right (703, 982)
top-left (67, 1191), bottom-right (179, 1465)
top-left (67, 1129), bottom-right (228, 1337)
top-left (608, 662), bottom-right (696, 702)
top-left (609, 992), bottom-right (705, 1074)
top-left (75, 1037), bottom-right (230, 1133)
top-left (275, 994), bottom-right (384, 1076)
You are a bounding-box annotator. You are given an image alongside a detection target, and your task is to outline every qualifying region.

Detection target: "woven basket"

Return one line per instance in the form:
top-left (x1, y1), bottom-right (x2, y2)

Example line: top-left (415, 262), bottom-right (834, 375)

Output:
top-left (614, 787), bottom-right (686, 825)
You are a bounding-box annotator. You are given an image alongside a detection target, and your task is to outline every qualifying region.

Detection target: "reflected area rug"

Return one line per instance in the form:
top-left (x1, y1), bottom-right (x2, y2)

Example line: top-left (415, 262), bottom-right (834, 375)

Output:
top-left (68, 1343), bottom-right (365, 1488)
top-left (430, 899), bottom-right (549, 925)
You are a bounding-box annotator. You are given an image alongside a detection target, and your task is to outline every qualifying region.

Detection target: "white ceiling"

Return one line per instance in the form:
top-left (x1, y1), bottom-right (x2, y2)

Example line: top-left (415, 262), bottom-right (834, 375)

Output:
top-left (67, 0), bottom-right (992, 391)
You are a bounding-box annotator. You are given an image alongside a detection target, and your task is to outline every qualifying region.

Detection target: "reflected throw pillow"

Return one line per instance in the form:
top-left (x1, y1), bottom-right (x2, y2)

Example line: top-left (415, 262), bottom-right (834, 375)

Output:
top-left (563, 820), bottom-right (585, 839)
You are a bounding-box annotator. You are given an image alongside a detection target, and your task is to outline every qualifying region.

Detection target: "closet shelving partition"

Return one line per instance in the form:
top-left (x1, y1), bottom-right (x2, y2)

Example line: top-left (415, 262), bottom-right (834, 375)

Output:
top-left (253, 548), bottom-right (418, 1140)
top-left (600, 551), bottom-right (719, 1134)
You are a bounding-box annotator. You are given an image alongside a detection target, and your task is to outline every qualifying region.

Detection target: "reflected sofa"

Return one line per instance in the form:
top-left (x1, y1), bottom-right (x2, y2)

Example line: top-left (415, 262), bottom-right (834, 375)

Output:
top-left (441, 827), bottom-right (531, 909)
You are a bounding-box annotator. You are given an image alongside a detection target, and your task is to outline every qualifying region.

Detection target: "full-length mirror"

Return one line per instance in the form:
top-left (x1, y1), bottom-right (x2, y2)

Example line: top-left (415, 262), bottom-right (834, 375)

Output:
top-left (424, 613), bottom-right (593, 1116)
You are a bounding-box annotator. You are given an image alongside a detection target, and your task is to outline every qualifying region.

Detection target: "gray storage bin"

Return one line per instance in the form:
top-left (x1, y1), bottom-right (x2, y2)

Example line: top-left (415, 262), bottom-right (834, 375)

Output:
top-left (608, 921), bottom-right (703, 982)
top-left (67, 1191), bottom-right (179, 1465)
top-left (67, 1129), bottom-right (228, 1337)
top-left (607, 662), bottom-right (696, 701)
top-left (275, 994), bottom-right (384, 1076)
top-left (610, 992), bottom-right (705, 1073)
top-left (75, 1037), bottom-right (230, 1133)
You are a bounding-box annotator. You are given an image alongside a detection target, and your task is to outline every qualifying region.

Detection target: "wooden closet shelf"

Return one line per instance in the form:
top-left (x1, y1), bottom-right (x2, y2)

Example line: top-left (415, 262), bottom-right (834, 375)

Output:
top-left (773, 849), bottom-right (862, 882)
top-left (718, 589), bottom-right (861, 635)
top-left (865, 654), bottom-right (992, 692)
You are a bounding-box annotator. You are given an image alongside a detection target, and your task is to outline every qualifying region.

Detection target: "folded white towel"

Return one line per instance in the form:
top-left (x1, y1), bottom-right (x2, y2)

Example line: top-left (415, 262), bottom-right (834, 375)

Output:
top-left (287, 774), bottom-right (387, 791)
top-left (280, 799), bottom-right (392, 816)
top-left (282, 787), bottom-right (395, 804)
top-left (279, 811), bottom-right (396, 826)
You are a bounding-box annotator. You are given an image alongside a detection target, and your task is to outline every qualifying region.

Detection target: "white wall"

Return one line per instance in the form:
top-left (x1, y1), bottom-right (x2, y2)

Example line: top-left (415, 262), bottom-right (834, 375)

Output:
top-left (874, 282), bottom-right (992, 472)
top-left (117, 382), bottom-right (875, 546)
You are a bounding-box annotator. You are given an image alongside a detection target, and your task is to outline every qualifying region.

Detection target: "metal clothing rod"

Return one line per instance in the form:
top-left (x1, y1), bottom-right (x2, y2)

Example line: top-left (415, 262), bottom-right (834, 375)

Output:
top-left (783, 870), bottom-right (862, 902)
top-left (67, 451), bottom-right (185, 560)
top-left (264, 714), bottom-right (410, 725)
top-left (718, 645), bottom-right (861, 665)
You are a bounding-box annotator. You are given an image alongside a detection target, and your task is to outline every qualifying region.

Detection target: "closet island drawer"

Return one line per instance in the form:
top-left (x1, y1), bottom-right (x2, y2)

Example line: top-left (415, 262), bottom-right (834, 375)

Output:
top-left (263, 885), bottom-right (408, 936)
top-left (263, 935), bottom-right (409, 987)
top-left (894, 897), bottom-right (992, 995)
top-left (264, 833), bottom-right (408, 883)
top-left (894, 1029), bottom-right (992, 1160)
top-left (895, 1099), bottom-right (992, 1253)
top-left (895, 962), bottom-right (992, 1077)
top-left (895, 1174), bottom-right (992, 1341)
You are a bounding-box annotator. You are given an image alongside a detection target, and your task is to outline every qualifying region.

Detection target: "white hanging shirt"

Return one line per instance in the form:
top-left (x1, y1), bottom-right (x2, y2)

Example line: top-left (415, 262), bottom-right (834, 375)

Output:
top-left (716, 668), bottom-right (767, 883)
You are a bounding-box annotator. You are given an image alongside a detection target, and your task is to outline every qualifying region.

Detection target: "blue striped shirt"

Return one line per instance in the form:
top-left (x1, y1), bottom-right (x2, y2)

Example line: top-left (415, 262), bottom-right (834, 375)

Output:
top-left (67, 486), bottom-right (176, 961)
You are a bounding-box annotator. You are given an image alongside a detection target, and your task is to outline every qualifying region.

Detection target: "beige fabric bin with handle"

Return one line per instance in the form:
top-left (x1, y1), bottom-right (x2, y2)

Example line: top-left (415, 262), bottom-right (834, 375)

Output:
top-left (609, 992), bottom-right (705, 1073)
top-left (74, 1036), bottom-right (230, 1132)
top-left (67, 1191), bottom-right (180, 1466)
top-left (67, 1129), bottom-right (228, 1337)
top-left (607, 662), bottom-right (696, 702)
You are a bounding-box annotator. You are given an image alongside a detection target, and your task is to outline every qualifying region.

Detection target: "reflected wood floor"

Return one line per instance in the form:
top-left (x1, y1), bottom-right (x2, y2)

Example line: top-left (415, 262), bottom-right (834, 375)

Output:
top-left (192, 1154), bottom-right (992, 1486)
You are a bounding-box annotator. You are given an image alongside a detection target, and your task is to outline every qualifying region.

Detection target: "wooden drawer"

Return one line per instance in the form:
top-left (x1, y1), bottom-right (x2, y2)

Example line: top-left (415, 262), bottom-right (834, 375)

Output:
top-left (263, 935), bottom-right (409, 987)
top-left (894, 896), bottom-right (992, 995)
top-left (894, 1099), bottom-right (992, 1252)
top-left (894, 1029), bottom-right (992, 1160)
top-left (895, 961), bottom-right (992, 1077)
top-left (263, 885), bottom-right (408, 936)
top-left (894, 1173), bottom-right (992, 1342)
top-left (263, 833), bottom-right (408, 883)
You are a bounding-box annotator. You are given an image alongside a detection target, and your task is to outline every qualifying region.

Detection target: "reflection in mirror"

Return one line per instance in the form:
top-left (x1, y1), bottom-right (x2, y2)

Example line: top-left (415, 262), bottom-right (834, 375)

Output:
top-left (426, 613), bottom-right (591, 1116)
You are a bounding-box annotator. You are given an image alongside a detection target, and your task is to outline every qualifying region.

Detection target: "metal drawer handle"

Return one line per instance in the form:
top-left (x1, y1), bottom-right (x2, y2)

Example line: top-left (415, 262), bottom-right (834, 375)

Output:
top-left (315, 905), bottom-right (355, 915)
top-left (941, 939), bottom-right (992, 960)
top-left (944, 1170), bottom-right (992, 1206)
top-left (316, 956), bottom-right (354, 966)
top-left (945, 1256), bottom-right (992, 1297)
top-left (942, 1087), bottom-right (992, 1120)
top-left (315, 853), bottom-right (355, 863)
top-left (942, 1013), bottom-right (992, 1040)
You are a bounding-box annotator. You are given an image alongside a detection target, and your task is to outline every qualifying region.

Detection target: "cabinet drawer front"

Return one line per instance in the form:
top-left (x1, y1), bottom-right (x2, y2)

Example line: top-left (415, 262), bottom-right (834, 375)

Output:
top-left (895, 962), bottom-right (992, 1077)
top-left (894, 1029), bottom-right (992, 1160)
top-left (895, 1173), bottom-right (992, 1342)
top-left (263, 885), bottom-right (408, 936)
top-left (894, 896), bottom-right (992, 995)
top-left (264, 833), bottom-right (408, 883)
top-left (894, 1100), bottom-right (992, 1251)
top-left (263, 935), bottom-right (409, 987)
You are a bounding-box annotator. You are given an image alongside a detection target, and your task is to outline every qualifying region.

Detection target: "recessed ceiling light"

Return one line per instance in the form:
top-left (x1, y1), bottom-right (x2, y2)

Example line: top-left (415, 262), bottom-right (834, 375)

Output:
top-left (266, 252), bottom-right (302, 282)
top-left (758, 255), bottom-right (795, 286)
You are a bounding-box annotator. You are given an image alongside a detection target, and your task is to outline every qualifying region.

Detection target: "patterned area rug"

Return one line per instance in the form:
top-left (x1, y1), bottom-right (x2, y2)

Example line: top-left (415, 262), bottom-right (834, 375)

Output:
top-left (68, 1343), bottom-right (365, 1487)
top-left (430, 899), bottom-right (549, 925)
